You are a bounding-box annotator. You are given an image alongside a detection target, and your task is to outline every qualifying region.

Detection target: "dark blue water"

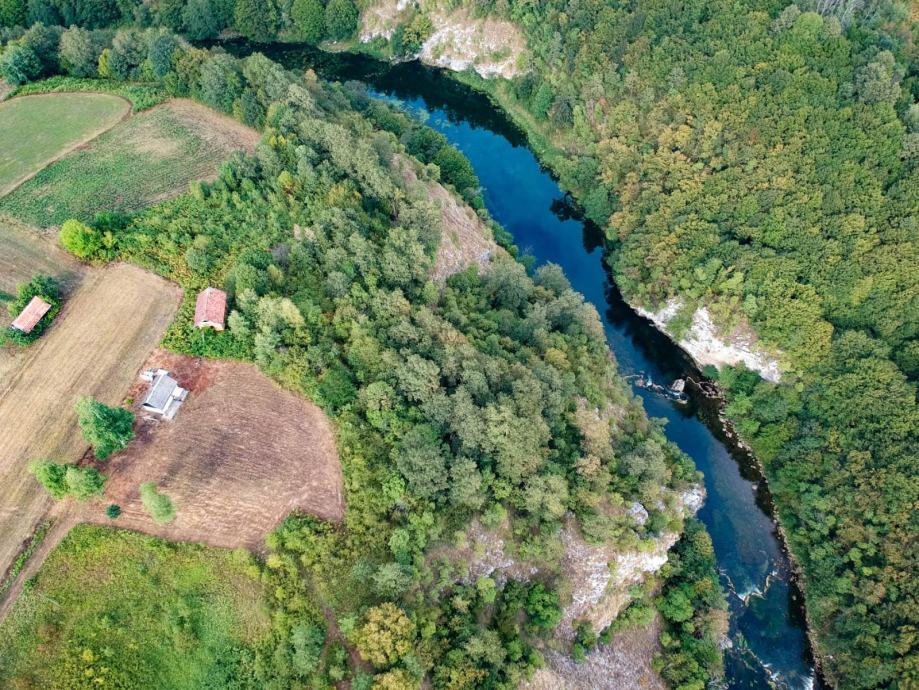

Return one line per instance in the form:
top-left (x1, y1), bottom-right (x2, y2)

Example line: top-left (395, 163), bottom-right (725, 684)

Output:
top-left (238, 42), bottom-right (823, 690)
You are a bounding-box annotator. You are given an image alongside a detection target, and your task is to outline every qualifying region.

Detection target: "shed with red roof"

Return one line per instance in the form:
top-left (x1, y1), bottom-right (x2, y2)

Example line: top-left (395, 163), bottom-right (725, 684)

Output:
top-left (11, 296), bottom-right (52, 334)
top-left (194, 288), bottom-right (227, 331)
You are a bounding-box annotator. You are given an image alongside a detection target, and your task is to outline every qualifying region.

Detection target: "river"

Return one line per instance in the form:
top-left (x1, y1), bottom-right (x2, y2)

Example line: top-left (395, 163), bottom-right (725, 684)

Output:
top-left (229, 41), bottom-right (824, 690)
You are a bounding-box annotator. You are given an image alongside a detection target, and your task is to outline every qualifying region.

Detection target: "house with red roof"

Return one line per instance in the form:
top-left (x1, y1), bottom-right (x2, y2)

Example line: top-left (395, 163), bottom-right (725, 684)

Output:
top-left (194, 287), bottom-right (227, 331)
top-left (11, 296), bottom-right (52, 334)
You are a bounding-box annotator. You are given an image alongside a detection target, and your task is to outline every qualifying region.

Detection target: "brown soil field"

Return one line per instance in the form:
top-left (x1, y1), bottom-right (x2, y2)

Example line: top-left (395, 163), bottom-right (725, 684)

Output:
top-left (76, 350), bottom-right (344, 551)
top-left (0, 263), bottom-right (181, 596)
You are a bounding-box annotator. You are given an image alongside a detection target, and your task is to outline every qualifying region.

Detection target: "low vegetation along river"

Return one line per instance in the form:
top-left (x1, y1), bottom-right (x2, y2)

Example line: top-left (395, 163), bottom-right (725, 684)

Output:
top-left (230, 41), bottom-right (823, 690)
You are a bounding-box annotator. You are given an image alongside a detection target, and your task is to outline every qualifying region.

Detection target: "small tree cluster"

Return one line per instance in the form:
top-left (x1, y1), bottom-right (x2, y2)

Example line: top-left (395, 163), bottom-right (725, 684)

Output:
top-left (29, 459), bottom-right (105, 500)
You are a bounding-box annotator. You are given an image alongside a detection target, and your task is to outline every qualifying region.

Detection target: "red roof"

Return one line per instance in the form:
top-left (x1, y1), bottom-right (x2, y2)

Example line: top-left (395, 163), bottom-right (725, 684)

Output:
top-left (11, 296), bottom-right (52, 334)
top-left (194, 288), bottom-right (227, 329)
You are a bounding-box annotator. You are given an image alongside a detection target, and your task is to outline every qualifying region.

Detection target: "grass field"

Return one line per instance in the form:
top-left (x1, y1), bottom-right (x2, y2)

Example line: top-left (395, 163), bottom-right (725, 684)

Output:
top-left (0, 262), bottom-right (181, 598)
top-left (0, 525), bottom-right (272, 689)
top-left (79, 350), bottom-right (344, 551)
top-left (0, 99), bottom-right (259, 227)
top-left (0, 93), bottom-right (129, 196)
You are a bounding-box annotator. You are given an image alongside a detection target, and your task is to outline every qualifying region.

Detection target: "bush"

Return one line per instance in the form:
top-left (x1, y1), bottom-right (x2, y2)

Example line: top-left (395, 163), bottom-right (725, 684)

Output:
top-left (59, 218), bottom-right (102, 259)
top-left (75, 396), bottom-right (135, 460)
top-left (140, 481), bottom-right (176, 523)
top-left (4, 274), bottom-right (61, 345)
top-left (106, 503), bottom-right (122, 519)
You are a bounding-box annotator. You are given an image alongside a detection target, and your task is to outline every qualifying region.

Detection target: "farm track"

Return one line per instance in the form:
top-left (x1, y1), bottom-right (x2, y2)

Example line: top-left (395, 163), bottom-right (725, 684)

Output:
top-left (0, 263), bottom-right (181, 616)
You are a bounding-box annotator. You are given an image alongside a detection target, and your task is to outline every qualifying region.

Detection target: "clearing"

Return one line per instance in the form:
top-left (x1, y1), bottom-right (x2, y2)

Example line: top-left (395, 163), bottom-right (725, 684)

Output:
top-left (0, 98), bottom-right (260, 227)
top-left (80, 350), bottom-right (345, 550)
top-left (0, 92), bottom-right (129, 196)
top-left (0, 263), bottom-right (181, 601)
top-left (0, 525), bottom-right (273, 688)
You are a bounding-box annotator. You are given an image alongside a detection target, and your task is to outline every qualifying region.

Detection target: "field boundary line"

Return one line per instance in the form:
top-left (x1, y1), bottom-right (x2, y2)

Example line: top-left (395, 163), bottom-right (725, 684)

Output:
top-left (0, 93), bottom-right (134, 201)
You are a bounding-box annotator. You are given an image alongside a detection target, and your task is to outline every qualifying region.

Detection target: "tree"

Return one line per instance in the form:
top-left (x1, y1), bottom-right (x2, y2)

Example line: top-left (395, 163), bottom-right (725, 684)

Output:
top-left (28, 459), bottom-right (68, 499)
top-left (182, 0), bottom-right (233, 40)
top-left (0, 42), bottom-right (39, 85)
top-left (372, 669), bottom-right (418, 690)
top-left (291, 0), bottom-right (324, 44)
top-left (198, 52), bottom-right (242, 112)
top-left (0, 0), bottom-right (26, 27)
top-left (59, 218), bottom-right (102, 259)
top-left (64, 465), bottom-right (105, 500)
top-left (106, 503), bottom-right (122, 519)
top-left (393, 424), bottom-right (449, 499)
top-left (352, 603), bottom-right (415, 668)
top-left (59, 25), bottom-right (98, 77)
top-left (140, 481), bottom-right (176, 523)
top-left (323, 0), bottom-right (356, 41)
top-left (75, 396), bottom-right (135, 460)
top-left (233, 0), bottom-right (277, 43)
top-left (145, 27), bottom-right (178, 79)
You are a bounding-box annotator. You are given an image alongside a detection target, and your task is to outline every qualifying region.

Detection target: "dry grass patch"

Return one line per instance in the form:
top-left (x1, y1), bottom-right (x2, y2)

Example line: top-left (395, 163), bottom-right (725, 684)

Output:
top-left (75, 350), bottom-right (344, 551)
top-left (0, 263), bottom-right (181, 589)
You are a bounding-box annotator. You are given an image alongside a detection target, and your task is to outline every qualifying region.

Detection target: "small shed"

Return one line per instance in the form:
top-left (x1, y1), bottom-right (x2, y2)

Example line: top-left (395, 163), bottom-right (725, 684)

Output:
top-left (194, 288), bottom-right (227, 331)
top-left (140, 369), bottom-right (188, 420)
top-left (11, 296), bottom-right (52, 334)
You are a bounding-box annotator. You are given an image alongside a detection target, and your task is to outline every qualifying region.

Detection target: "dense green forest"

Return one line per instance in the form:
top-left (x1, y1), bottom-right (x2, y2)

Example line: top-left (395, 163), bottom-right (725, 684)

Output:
top-left (0, 16), bottom-right (727, 689)
top-left (414, 1), bottom-right (916, 687)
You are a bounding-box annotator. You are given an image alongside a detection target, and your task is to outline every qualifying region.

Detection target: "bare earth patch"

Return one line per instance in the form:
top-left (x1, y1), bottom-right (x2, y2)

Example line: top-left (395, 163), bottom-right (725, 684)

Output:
top-left (0, 263), bottom-right (181, 597)
top-left (75, 350), bottom-right (344, 551)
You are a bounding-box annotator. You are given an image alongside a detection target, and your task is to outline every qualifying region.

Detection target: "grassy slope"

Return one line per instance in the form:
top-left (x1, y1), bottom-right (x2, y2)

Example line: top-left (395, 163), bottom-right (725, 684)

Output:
top-left (0, 101), bottom-right (255, 227)
top-left (0, 525), bottom-right (272, 690)
top-left (0, 93), bottom-right (129, 195)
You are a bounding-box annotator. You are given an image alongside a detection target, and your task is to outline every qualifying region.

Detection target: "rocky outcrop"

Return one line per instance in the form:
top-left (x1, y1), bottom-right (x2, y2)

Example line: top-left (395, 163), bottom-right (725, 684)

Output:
top-left (418, 9), bottom-right (524, 79)
top-left (457, 486), bottom-right (704, 643)
top-left (635, 298), bottom-right (783, 383)
top-left (360, 1), bottom-right (527, 79)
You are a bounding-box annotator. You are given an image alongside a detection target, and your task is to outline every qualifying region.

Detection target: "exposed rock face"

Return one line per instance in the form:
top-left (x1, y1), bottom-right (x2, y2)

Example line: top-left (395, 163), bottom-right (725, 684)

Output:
top-left (419, 9), bottom-right (525, 79)
top-left (635, 298), bottom-right (783, 383)
top-left (460, 486), bottom-right (705, 642)
top-left (360, 1), bottom-right (527, 79)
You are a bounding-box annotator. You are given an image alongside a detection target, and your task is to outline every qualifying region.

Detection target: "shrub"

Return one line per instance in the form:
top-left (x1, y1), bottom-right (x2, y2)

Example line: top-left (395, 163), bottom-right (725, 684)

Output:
top-left (75, 396), bottom-right (135, 460)
top-left (106, 503), bottom-right (122, 519)
top-left (140, 481), bottom-right (176, 523)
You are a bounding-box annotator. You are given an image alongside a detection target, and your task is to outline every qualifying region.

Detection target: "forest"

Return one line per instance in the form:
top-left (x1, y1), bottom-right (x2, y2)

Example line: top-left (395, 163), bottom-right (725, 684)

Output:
top-left (0, 13), bottom-right (726, 690)
top-left (431, 0), bottom-right (917, 687)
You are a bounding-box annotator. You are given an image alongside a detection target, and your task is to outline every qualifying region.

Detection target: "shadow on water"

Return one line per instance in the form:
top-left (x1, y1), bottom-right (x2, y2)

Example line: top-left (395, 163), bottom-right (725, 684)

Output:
top-left (225, 40), bottom-right (826, 690)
